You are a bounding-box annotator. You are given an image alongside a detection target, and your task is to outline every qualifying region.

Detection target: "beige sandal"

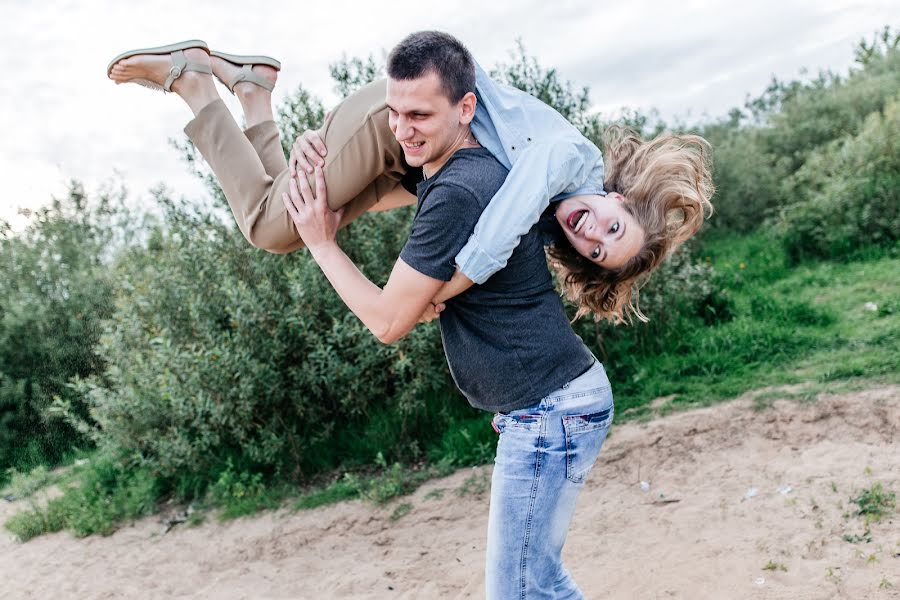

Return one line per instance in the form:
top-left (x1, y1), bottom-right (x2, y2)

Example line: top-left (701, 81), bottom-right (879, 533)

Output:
top-left (209, 51), bottom-right (281, 94)
top-left (107, 40), bottom-right (212, 93)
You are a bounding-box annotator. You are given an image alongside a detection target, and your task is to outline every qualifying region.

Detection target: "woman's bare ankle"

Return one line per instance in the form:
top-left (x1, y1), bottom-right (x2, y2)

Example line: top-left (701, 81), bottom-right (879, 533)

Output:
top-left (172, 73), bottom-right (220, 116)
top-left (242, 101), bottom-right (275, 129)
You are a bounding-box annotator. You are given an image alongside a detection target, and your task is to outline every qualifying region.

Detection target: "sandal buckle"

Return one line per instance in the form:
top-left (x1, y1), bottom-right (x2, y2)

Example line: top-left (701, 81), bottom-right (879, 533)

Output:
top-left (168, 65), bottom-right (183, 79)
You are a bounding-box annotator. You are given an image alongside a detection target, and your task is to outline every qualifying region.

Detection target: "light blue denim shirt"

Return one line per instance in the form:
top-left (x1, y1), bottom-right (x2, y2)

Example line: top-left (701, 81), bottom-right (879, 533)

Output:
top-left (454, 62), bottom-right (606, 284)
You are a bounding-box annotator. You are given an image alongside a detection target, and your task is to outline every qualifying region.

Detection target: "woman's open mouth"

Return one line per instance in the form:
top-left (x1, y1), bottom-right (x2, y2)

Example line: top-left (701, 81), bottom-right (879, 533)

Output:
top-left (566, 209), bottom-right (589, 233)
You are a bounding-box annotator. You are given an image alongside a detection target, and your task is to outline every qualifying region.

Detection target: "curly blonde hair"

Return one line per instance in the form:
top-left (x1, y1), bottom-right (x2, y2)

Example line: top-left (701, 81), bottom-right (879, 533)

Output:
top-left (547, 125), bottom-right (715, 323)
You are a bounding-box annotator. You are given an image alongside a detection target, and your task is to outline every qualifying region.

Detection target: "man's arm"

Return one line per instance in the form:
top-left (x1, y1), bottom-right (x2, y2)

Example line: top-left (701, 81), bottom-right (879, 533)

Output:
top-left (307, 245), bottom-right (443, 343)
top-left (282, 168), bottom-right (442, 344)
top-left (367, 186), bottom-right (417, 213)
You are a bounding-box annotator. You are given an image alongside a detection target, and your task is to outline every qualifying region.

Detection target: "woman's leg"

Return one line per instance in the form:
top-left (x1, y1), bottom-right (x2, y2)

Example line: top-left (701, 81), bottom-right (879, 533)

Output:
top-left (188, 70), bottom-right (407, 253)
top-left (485, 361), bottom-right (613, 600)
top-left (112, 49), bottom-right (406, 254)
top-left (217, 58), bottom-right (289, 179)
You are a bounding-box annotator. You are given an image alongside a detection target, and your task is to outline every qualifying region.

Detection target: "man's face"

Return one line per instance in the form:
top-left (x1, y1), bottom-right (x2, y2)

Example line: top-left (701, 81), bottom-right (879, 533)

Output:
top-left (386, 71), bottom-right (469, 175)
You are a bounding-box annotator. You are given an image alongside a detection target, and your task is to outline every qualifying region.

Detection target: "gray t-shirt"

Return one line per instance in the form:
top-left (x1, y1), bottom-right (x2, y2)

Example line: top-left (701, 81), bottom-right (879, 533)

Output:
top-left (399, 147), bottom-right (594, 412)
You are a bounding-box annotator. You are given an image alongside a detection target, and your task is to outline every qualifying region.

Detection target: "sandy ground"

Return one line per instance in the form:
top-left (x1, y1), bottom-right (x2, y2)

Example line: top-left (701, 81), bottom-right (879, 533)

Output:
top-left (2, 384), bottom-right (898, 599)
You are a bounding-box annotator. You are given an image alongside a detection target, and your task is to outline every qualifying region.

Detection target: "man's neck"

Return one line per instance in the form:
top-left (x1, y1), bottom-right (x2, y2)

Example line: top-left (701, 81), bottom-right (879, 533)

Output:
top-left (423, 126), bottom-right (480, 179)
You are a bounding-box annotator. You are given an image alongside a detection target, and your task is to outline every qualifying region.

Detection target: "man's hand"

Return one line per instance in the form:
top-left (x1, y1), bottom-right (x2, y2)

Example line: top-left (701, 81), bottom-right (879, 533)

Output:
top-left (281, 166), bottom-right (344, 250)
top-left (289, 129), bottom-right (328, 176)
top-left (418, 302), bottom-right (446, 324)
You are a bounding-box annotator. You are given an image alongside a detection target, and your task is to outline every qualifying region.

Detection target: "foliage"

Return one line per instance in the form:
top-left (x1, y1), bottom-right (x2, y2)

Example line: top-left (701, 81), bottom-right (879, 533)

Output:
top-left (9, 35), bottom-right (900, 539)
top-left (70, 190), bottom-right (451, 491)
top-left (4, 452), bottom-right (159, 541)
top-left (777, 94), bottom-right (900, 263)
top-left (702, 28), bottom-right (900, 235)
top-left (850, 483), bottom-right (896, 524)
top-left (208, 457), bottom-right (278, 519)
top-left (572, 242), bottom-right (733, 387)
top-left (0, 183), bottom-right (127, 479)
top-left (329, 54), bottom-right (384, 99)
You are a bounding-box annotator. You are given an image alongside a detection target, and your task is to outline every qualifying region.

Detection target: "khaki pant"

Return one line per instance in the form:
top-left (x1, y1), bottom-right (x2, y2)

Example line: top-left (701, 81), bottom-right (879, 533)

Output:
top-left (184, 79), bottom-right (406, 253)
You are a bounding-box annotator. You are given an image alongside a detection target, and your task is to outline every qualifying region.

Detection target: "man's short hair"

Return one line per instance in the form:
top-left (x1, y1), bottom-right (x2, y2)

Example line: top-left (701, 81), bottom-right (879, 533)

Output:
top-left (387, 31), bottom-right (475, 104)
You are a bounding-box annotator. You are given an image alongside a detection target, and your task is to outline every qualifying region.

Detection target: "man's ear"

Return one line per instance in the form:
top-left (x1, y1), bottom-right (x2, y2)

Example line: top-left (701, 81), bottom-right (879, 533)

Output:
top-left (459, 91), bottom-right (477, 125)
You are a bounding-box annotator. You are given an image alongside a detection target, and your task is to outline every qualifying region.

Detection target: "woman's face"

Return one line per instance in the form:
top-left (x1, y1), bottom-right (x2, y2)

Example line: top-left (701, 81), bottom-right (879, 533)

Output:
top-left (554, 193), bottom-right (645, 269)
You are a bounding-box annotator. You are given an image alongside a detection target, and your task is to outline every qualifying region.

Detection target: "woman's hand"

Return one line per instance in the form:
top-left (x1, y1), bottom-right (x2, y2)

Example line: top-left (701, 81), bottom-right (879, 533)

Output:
top-left (417, 302), bottom-right (446, 324)
top-left (281, 166), bottom-right (344, 251)
top-left (289, 129), bottom-right (328, 176)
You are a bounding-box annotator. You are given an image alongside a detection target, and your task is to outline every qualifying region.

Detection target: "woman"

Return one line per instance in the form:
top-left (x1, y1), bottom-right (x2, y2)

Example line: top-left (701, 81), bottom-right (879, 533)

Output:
top-left (107, 40), bottom-right (713, 322)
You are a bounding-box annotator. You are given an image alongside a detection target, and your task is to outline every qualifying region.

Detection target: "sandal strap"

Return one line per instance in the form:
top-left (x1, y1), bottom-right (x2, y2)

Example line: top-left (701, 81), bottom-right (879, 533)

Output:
top-left (227, 64), bottom-right (275, 93)
top-left (163, 49), bottom-right (212, 92)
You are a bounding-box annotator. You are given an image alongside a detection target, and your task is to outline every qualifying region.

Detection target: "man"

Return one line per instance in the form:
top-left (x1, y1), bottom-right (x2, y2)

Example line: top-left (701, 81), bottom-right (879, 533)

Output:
top-left (283, 31), bottom-right (613, 599)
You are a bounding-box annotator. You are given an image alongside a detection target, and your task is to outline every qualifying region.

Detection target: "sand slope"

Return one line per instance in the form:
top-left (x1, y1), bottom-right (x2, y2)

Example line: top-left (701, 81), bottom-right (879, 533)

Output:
top-left (3, 385), bottom-right (898, 599)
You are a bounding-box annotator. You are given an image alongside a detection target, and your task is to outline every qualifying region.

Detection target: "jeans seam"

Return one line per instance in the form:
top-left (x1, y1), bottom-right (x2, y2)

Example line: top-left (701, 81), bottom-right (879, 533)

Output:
top-left (519, 421), bottom-right (545, 599)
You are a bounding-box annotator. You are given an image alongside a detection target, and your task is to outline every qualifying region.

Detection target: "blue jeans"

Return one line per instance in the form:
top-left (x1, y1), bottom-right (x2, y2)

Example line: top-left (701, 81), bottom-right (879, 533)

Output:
top-left (485, 360), bottom-right (614, 599)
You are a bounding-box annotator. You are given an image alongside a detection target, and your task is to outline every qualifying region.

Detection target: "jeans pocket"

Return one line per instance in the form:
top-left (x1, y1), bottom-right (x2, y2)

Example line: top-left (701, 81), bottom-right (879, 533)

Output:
top-left (492, 412), bottom-right (543, 434)
top-left (563, 407), bottom-right (613, 484)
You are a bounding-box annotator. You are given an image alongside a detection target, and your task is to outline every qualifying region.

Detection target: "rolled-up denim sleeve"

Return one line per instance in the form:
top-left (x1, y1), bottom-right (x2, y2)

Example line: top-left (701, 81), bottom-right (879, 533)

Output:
top-left (455, 141), bottom-right (596, 284)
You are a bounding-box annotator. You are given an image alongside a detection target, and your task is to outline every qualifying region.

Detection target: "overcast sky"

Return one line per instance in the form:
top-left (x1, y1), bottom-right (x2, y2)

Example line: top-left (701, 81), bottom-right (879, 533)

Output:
top-left (0, 0), bottom-right (895, 229)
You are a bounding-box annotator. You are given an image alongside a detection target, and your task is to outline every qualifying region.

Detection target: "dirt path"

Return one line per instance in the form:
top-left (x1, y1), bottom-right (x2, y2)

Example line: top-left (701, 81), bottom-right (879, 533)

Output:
top-left (2, 385), bottom-right (898, 599)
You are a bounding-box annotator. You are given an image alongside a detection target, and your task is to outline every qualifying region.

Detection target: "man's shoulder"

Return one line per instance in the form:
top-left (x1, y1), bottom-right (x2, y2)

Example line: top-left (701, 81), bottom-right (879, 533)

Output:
top-left (441, 147), bottom-right (508, 179)
top-left (429, 148), bottom-right (508, 204)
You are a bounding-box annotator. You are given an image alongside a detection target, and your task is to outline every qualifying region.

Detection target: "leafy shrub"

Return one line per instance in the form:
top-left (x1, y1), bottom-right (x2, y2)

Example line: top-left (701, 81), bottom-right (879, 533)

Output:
top-left (0, 183), bottom-right (123, 478)
top-left (208, 458), bottom-right (275, 519)
top-left (703, 35), bottom-right (899, 234)
top-left (4, 452), bottom-right (158, 541)
top-left (764, 45), bottom-right (900, 175)
top-left (573, 243), bottom-right (731, 362)
top-left (704, 127), bottom-right (785, 231)
top-left (777, 94), bottom-right (900, 263)
top-left (850, 483), bottom-right (897, 524)
top-left (71, 191), bottom-right (450, 494)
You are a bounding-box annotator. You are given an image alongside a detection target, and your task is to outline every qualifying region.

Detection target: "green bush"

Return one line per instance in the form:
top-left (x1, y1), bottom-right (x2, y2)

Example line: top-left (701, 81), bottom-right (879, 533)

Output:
top-left (704, 35), bottom-right (899, 234)
top-left (4, 453), bottom-right (159, 541)
top-left (71, 191), bottom-right (451, 495)
top-left (208, 458), bottom-right (278, 519)
top-left (777, 94), bottom-right (900, 263)
top-left (573, 243), bottom-right (732, 364)
top-left (705, 127), bottom-right (786, 231)
top-left (0, 183), bottom-right (123, 479)
top-left (764, 52), bottom-right (900, 175)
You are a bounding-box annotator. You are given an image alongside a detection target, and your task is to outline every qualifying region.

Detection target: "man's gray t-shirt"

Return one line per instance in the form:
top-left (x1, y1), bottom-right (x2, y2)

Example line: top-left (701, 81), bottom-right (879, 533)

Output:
top-left (399, 147), bottom-right (594, 412)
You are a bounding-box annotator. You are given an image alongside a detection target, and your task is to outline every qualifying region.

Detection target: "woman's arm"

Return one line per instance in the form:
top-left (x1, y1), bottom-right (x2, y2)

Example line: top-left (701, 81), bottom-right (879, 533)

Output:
top-left (455, 140), bottom-right (601, 283)
top-left (367, 186), bottom-right (417, 212)
top-left (455, 64), bottom-right (605, 284)
top-left (433, 270), bottom-right (474, 303)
